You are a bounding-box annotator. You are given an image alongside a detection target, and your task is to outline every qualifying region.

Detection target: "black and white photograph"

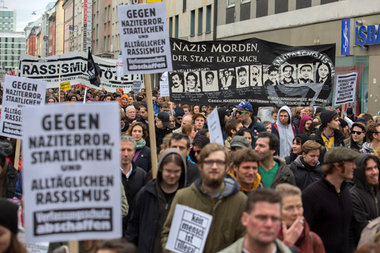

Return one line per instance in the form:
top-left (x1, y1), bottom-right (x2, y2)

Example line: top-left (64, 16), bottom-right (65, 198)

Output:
top-left (263, 65), bottom-right (279, 86)
top-left (236, 66), bottom-right (249, 88)
top-left (184, 71), bottom-right (201, 92)
top-left (202, 71), bottom-right (219, 92)
top-left (250, 65), bottom-right (262, 86)
top-left (170, 72), bottom-right (184, 93)
top-left (219, 68), bottom-right (235, 90)
top-left (298, 64), bottom-right (314, 84)
top-left (280, 64), bottom-right (296, 84)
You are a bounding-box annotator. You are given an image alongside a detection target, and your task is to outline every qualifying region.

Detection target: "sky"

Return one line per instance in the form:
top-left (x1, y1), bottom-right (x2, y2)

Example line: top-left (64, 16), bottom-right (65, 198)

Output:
top-left (4, 0), bottom-right (54, 31)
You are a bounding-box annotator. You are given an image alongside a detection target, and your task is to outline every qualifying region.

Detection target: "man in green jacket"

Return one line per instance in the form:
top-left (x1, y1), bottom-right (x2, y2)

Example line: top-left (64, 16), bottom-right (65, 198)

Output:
top-left (218, 188), bottom-right (292, 253)
top-left (161, 143), bottom-right (247, 253)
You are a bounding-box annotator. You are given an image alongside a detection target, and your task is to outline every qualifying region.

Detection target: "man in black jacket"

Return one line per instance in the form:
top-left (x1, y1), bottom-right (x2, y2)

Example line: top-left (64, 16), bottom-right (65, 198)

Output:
top-left (120, 135), bottom-right (147, 235)
top-left (350, 154), bottom-right (380, 246)
top-left (310, 109), bottom-right (345, 162)
top-left (289, 140), bottom-right (323, 190)
top-left (303, 146), bottom-right (360, 253)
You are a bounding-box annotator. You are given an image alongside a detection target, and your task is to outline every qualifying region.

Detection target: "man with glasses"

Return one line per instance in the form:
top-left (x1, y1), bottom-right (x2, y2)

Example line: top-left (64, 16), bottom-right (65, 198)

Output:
top-left (235, 100), bottom-right (266, 145)
top-left (161, 143), bottom-right (247, 253)
top-left (361, 122), bottom-right (380, 154)
top-left (218, 188), bottom-right (293, 253)
top-left (345, 122), bottom-right (366, 152)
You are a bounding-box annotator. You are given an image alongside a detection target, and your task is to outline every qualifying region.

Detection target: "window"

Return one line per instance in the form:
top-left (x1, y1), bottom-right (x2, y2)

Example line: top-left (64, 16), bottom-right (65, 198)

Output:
top-left (240, 1), bottom-right (250, 21)
top-left (183, 0), bottom-right (186, 12)
top-left (175, 15), bottom-right (179, 38)
top-left (198, 8), bottom-right (203, 35)
top-left (275, 0), bottom-right (288, 14)
top-left (321, 0), bottom-right (338, 4)
top-left (296, 0), bottom-right (311, 9)
top-left (256, 0), bottom-right (268, 18)
top-left (190, 10), bottom-right (195, 36)
top-left (206, 5), bottom-right (212, 33)
top-left (169, 17), bottom-right (173, 37)
top-left (227, 0), bottom-right (236, 7)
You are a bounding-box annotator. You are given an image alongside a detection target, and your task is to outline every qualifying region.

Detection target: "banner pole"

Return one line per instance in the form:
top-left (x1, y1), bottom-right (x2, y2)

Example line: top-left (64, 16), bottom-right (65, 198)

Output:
top-left (13, 140), bottom-right (21, 171)
top-left (68, 241), bottom-right (79, 253)
top-left (58, 67), bottom-right (61, 103)
top-left (144, 74), bottom-right (158, 179)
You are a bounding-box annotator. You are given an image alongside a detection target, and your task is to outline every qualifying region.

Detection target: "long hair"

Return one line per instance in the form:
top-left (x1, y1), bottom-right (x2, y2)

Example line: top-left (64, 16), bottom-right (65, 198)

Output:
top-left (6, 233), bottom-right (27, 253)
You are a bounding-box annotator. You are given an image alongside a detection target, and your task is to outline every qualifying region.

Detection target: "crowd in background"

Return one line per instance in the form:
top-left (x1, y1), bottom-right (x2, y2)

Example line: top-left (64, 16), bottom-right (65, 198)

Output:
top-left (1, 85), bottom-right (380, 253)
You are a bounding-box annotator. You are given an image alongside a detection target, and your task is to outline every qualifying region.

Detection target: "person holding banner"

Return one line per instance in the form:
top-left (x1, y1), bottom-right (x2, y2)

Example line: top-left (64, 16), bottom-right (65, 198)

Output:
top-left (126, 148), bottom-right (187, 253)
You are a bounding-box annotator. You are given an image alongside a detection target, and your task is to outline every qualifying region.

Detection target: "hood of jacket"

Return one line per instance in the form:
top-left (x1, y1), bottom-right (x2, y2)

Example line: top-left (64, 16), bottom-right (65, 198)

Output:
top-left (293, 155), bottom-right (320, 170)
top-left (354, 154), bottom-right (380, 193)
top-left (157, 148), bottom-right (187, 189)
top-left (194, 174), bottom-right (240, 199)
top-left (299, 115), bottom-right (312, 134)
top-left (276, 106), bottom-right (292, 126)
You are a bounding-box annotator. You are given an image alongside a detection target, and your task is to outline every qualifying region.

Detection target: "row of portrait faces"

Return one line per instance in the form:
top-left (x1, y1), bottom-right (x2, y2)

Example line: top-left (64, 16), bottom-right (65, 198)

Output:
top-left (170, 62), bottom-right (331, 93)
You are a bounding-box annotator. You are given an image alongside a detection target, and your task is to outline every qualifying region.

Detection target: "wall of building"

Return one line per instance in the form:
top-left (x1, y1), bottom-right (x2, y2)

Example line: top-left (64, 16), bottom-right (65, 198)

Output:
top-left (55, 0), bottom-right (65, 55)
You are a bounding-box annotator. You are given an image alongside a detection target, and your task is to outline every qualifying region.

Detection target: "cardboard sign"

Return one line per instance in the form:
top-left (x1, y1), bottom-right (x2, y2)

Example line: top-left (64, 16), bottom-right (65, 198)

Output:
top-left (118, 2), bottom-right (173, 74)
top-left (159, 72), bottom-right (170, 97)
top-left (207, 108), bottom-right (224, 146)
top-left (166, 204), bottom-right (212, 253)
top-left (22, 103), bottom-right (121, 243)
top-left (0, 75), bottom-right (46, 139)
top-left (60, 81), bottom-right (71, 90)
top-left (334, 72), bottom-right (358, 106)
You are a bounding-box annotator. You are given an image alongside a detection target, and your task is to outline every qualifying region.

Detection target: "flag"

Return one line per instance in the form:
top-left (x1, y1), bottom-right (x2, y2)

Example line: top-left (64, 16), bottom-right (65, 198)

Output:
top-left (87, 49), bottom-right (102, 87)
top-left (10, 69), bottom-right (14, 76)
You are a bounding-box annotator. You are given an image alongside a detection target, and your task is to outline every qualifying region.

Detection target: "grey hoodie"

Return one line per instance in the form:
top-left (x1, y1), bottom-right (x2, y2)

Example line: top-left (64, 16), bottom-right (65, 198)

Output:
top-left (275, 106), bottom-right (295, 158)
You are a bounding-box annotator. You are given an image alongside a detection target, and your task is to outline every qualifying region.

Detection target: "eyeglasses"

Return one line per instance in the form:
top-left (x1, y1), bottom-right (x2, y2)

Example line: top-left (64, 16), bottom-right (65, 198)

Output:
top-left (352, 131), bottom-right (364, 135)
top-left (203, 159), bottom-right (226, 167)
top-left (236, 110), bottom-right (248, 115)
top-left (193, 149), bottom-right (201, 154)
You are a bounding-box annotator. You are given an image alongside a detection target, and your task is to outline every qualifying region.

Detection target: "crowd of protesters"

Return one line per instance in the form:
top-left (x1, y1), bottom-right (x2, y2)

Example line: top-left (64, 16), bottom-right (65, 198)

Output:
top-left (1, 85), bottom-right (380, 253)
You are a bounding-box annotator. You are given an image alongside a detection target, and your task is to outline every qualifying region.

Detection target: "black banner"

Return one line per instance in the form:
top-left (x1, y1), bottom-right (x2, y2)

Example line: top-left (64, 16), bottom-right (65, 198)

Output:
top-left (168, 38), bottom-right (335, 107)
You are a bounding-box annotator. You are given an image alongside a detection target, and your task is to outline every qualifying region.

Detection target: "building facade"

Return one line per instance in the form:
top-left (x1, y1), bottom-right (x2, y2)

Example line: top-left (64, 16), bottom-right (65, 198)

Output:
top-left (215, 0), bottom-right (380, 115)
top-left (0, 32), bottom-right (26, 77)
top-left (0, 7), bottom-right (16, 32)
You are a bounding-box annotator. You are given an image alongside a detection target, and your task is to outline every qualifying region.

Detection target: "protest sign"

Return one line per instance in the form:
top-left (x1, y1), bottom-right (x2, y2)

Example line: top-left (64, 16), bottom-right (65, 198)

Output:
top-left (60, 81), bottom-right (71, 90)
top-left (19, 52), bottom-right (143, 93)
top-left (165, 204), bottom-right (212, 253)
top-left (159, 72), bottom-right (170, 97)
top-left (207, 108), bottom-right (224, 146)
top-left (118, 2), bottom-right (172, 74)
top-left (0, 75), bottom-right (46, 139)
top-left (169, 38), bottom-right (335, 107)
top-left (334, 72), bottom-right (358, 106)
top-left (22, 103), bottom-right (121, 243)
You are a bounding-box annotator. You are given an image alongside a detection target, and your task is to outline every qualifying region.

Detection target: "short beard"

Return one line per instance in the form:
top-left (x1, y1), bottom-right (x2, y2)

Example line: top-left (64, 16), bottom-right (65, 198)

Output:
top-left (203, 177), bottom-right (224, 189)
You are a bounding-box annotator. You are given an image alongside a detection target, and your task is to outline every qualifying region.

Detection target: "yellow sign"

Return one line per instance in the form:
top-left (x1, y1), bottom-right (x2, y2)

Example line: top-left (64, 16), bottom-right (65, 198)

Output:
top-left (60, 81), bottom-right (71, 90)
top-left (147, 0), bottom-right (161, 2)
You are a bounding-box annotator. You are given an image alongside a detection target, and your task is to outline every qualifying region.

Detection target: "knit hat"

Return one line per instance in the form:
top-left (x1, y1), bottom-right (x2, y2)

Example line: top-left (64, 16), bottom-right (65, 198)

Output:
top-left (320, 110), bottom-right (338, 129)
top-left (0, 199), bottom-right (18, 234)
top-left (174, 107), bottom-right (185, 118)
top-left (324, 146), bottom-right (360, 164)
top-left (230, 136), bottom-right (251, 148)
top-left (157, 112), bottom-right (170, 128)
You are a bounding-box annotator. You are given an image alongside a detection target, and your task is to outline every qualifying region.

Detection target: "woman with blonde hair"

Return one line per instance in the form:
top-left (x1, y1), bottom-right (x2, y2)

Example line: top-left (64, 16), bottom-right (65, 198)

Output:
top-left (275, 184), bottom-right (325, 253)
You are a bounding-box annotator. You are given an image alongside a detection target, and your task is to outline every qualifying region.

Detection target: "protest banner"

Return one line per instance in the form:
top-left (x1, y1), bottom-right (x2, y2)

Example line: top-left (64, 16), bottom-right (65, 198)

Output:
top-left (207, 108), bottom-right (224, 146)
top-left (19, 51), bottom-right (143, 93)
top-left (334, 72), bottom-right (358, 106)
top-left (168, 38), bottom-right (335, 107)
top-left (0, 75), bottom-right (46, 139)
top-left (22, 102), bottom-right (121, 243)
top-left (159, 72), bottom-right (170, 97)
top-left (165, 204), bottom-right (212, 253)
top-left (118, 2), bottom-right (173, 74)
top-left (60, 81), bottom-right (71, 91)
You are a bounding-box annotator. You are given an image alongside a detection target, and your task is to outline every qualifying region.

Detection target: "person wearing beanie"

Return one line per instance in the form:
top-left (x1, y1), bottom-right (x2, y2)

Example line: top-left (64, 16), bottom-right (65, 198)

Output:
top-left (126, 149), bottom-right (187, 253)
top-left (0, 139), bottom-right (18, 198)
top-left (302, 147), bottom-right (360, 253)
top-left (120, 94), bottom-right (129, 113)
top-left (0, 199), bottom-right (27, 253)
top-left (174, 106), bottom-right (185, 129)
top-left (310, 109), bottom-right (345, 162)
